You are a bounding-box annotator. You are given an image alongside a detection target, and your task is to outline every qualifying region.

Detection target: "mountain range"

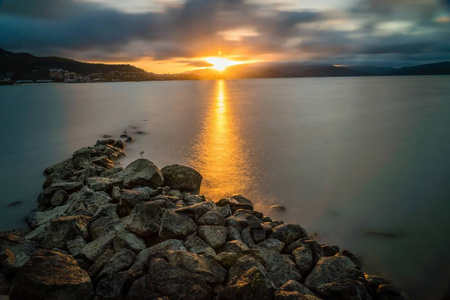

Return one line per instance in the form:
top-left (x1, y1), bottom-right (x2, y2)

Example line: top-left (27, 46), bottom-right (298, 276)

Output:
top-left (1, 48), bottom-right (450, 82)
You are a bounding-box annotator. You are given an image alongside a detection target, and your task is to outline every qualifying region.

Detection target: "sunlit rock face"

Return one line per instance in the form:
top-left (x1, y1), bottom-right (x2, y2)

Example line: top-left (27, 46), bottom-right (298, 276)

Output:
top-left (0, 139), bottom-right (408, 300)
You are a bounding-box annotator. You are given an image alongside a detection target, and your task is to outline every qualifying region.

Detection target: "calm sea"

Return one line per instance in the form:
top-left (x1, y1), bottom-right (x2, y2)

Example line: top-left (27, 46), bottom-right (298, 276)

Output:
top-left (1, 76), bottom-right (449, 299)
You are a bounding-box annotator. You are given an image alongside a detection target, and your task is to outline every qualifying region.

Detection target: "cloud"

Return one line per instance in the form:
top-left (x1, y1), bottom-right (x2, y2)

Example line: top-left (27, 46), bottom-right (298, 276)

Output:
top-left (0, 0), bottom-right (449, 68)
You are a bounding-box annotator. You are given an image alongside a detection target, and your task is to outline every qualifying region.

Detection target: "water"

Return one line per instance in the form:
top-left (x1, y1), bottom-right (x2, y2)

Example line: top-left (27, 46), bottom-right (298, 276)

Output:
top-left (1, 77), bottom-right (449, 299)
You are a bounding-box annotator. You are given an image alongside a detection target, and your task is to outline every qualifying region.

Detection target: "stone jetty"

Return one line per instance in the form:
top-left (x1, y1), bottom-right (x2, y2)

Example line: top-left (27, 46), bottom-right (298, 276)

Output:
top-left (0, 139), bottom-right (409, 300)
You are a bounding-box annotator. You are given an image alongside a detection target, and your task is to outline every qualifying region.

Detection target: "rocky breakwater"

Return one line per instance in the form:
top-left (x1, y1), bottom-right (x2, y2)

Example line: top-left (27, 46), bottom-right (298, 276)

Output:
top-left (0, 139), bottom-right (409, 300)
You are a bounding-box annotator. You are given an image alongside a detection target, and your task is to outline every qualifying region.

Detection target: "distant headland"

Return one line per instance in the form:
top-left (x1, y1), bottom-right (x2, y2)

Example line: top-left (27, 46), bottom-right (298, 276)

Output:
top-left (1, 48), bottom-right (450, 84)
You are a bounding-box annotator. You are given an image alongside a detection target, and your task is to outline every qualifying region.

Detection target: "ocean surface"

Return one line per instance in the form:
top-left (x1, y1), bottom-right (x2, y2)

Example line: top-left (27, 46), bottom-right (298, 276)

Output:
top-left (1, 76), bottom-right (449, 299)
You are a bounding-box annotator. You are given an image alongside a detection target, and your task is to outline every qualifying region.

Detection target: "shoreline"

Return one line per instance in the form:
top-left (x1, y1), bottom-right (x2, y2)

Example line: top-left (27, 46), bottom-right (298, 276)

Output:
top-left (0, 138), bottom-right (409, 300)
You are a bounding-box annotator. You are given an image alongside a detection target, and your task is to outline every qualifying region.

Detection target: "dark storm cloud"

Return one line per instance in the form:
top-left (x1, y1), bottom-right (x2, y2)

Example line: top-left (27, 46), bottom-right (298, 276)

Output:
top-left (0, 0), bottom-right (449, 66)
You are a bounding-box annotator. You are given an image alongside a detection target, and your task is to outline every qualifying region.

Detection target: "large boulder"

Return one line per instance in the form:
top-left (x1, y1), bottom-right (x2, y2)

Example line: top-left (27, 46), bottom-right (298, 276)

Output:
top-left (159, 210), bottom-right (198, 239)
top-left (161, 164), bottom-right (202, 191)
top-left (164, 250), bottom-right (227, 284)
top-left (120, 159), bottom-right (164, 189)
top-left (126, 202), bottom-right (165, 236)
top-left (304, 256), bottom-right (358, 290)
top-left (41, 215), bottom-right (90, 249)
top-left (9, 249), bottom-right (93, 300)
top-left (0, 234), bottom-right (38, 271)
top-left (270, 224), bottom-right (308, 245)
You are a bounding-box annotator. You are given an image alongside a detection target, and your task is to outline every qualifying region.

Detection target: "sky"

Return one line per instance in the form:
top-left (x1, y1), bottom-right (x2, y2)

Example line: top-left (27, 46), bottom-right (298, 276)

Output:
top-left (0, 0), bottom-right (450, 73)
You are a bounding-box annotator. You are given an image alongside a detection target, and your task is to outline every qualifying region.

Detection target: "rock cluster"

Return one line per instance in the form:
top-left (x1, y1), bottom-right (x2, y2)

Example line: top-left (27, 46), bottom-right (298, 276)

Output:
top-left (0, 139), bottom-right (409, 300)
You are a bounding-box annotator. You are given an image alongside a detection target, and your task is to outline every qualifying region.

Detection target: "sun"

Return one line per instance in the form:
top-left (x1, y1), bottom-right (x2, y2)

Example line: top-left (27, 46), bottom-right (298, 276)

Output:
top-left (205, 57), bottom-right (241, 71)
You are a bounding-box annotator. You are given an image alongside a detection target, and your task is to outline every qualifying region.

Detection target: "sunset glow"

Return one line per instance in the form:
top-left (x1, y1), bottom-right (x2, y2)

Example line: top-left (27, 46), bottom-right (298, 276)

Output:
top-left (205, 57), bottom-right (242, 71)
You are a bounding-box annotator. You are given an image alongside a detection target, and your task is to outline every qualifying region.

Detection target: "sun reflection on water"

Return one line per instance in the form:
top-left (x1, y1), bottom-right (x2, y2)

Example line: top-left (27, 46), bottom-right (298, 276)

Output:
top-left (188, 80), bottom-right (254, 201)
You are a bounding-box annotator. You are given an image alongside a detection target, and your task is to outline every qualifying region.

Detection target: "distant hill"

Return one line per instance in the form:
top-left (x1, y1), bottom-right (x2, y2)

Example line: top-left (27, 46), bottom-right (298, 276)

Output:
top-left (0, 48), bottom-right (155, 81)
top-left (387, 61), bottom-right (450, 76)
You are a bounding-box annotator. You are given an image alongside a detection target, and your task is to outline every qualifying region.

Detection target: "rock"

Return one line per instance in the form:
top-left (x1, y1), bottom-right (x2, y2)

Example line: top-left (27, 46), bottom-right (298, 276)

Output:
top-left (165, 250), bottom-right (227, 284)
top-left (161, 164), bottom-right (202, 192)
top-left (342, 249), bottom-right (361, 269)
top-left (44, 158), bottom-right (74, 176)
top-left (227, 256), bottom-right (266, 285)
top-left (127, 202), bottom-right (165, 236)
top-left (97, 248), bottom-right (135, 279)
top-left (270, 204), bottom-right (286, 211)
top-left (274, 290), bottom-right (307, 300)
top-left (215, 252), bottom-right (239, 270)
top-left (316, 278), bottom-right (361, 300)
top-left (279, 280), bottom-right (316, 296)
top-left (81, 232), bottom-right (115, 262)
top-left (217, 240), bottom-right (249, 254)
top-left (42, 182), bottom-right (83, 199)
top-left (125, 136), bottom-right (135, 143)
top-left (118, 188), bottom-right (150, 209)
top-left (184, 194), bottom-right (206, 205)
top-left (89, 216), bottom-right (123, 240)
top-left (50, 190), bottom-right (68, 206)
top-left (257, 238), bottom-right (285, 253)
top-left (185, 236), bottom-right (216, 256)
top-left (198, 225), bottom-right (227, 248)
top-left (159, 210), bottom-right (198, 239)
top-left (216, 195), bottom-right (254, 212)
top-left (227, 227), bottom-right (244, 242)
top-left (218, 267), bottom-right (275, 300)
top-left (67, 236), bottom-right (87, 256)
top-left (0, 234), bottom-right (38, 270)
top-left (113, 231), bottom-right (146, 253)
top-left (41, 215), bottom-right (90, 249)
top-left (129, 239), bottom-right (186, 276)
top-left (86, 177), bottom-right (122, 192)
top-left (321, 245), bottom-right (339, 256)
top-left (198, 211), bottom-right (225, 226)
top-left (146, 258), bottom-right (211, 299)
top-left (174, 202), bottom-right (216, 222)
top-left (271, 224), bottom-right (308, 245)
top-left (304, 256), bottom-right (358, 290)
top-left (25, 223), bottom-right (50, 244)
top-left (255, 246), bottom-right (302, 288)
top-left (121, 159), bottom-right (164, 189)
top-left (293, 246), bottom-right (314, 277)
top-left (92, 156), bottom-right (114, 169)
top-left (225, 216), bottom-right (248, 232)
top-left (0, 271), bottom-right (11, 294)
top-left (87, 249), bottom-right (114, 278)
top-left (216, 205), bottom-right (232, 218)
top-left (166, 189), bottom-right (183, 199)
top-left (126, 274), bottom-right (166, 299)
top-left (241, 228), bottom-right (255, 248)
top-left (251, 227), bottom-right (266, 243)
top-left (95, 272), bottom-right (132, 300)
top-left (67, 188), bottom-right (112, 216)
top-left (9, 249), bottom-right (93, 300)
top-left (27, 204), bottom-right (69, 228)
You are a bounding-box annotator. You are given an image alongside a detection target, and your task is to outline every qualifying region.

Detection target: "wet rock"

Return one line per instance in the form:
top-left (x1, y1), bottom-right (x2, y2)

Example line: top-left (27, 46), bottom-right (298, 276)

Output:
top-left (241, 228), bottom-right (255, 248)
top-left (113, 231), bottom-right (146, 253)
top-left (316, 278), bottom-right (361, 300)
top-left (67, 236), bottom-right (87, 256)
top-left (185, 236), bottom-right (216, 256)
top-left (165, 250), bottom-right (227, 284)
top-left (304, 256), bottom-right (357, 290)
top-left (321, 245), bottom-right (339, 256)
top-left (216, 195), bottom-right (254, 212)
top-left (257, 238), bottom-right (285, 253)
top-left (146, 258), bottom-right (211, 299)
top-left (121, 159), bottom-right (164, 189)
top-left (42, 182), bottom-right (83, 199)
top-left (97, 248), bottom-right (135, 279)
top-left (225, 216), bottom-right (248, 232)
top-left (198, 211), bottom-right (225, 226)
top-left (251, 227), bottom-right (266, 243)
top-left (198, 225), bottom-right (227, 248)
top-left (127, 202), bottom-right (165, 236)
top-left (279, 280), bottom-right (317, 296)
top-left (227, 256), bottom-right (266, 285)
top-left (159, 210), bottom-right (198, 239)
top-left (67, 188), bottom-right (112, 216)
top-left (218, 267), bottom-right (275, 300)
top-left (41, 215), bottom-right (90, 249)
top-left (270, 204), bottom-right (286, 211)
top-left (274, 290), bottom-right (307, 300)
top-left (161, 164), bottom-right (203, 192)
top-left (9, 249), bottom-right (93, 300)
top-left (125, 136), bottom-right (135, 143)
top-left (226, 227), bottom-right (243, 243)
top-left (184, 194), bottom-right (206, 205)
top-left (44, 158), bottom-right (74, 176)
top-left (92, 156), bottom-right (114, 169)
top-left (24, 223), bottom-right (50, 244)
top-left (217, 240), bottom-right (249, 254)
top-left (81, 232), bottom-right (115, 262)
top-left (0, 234), bottom-right (37, 270)
top-left (271, 224), bottom-right (308, 245)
